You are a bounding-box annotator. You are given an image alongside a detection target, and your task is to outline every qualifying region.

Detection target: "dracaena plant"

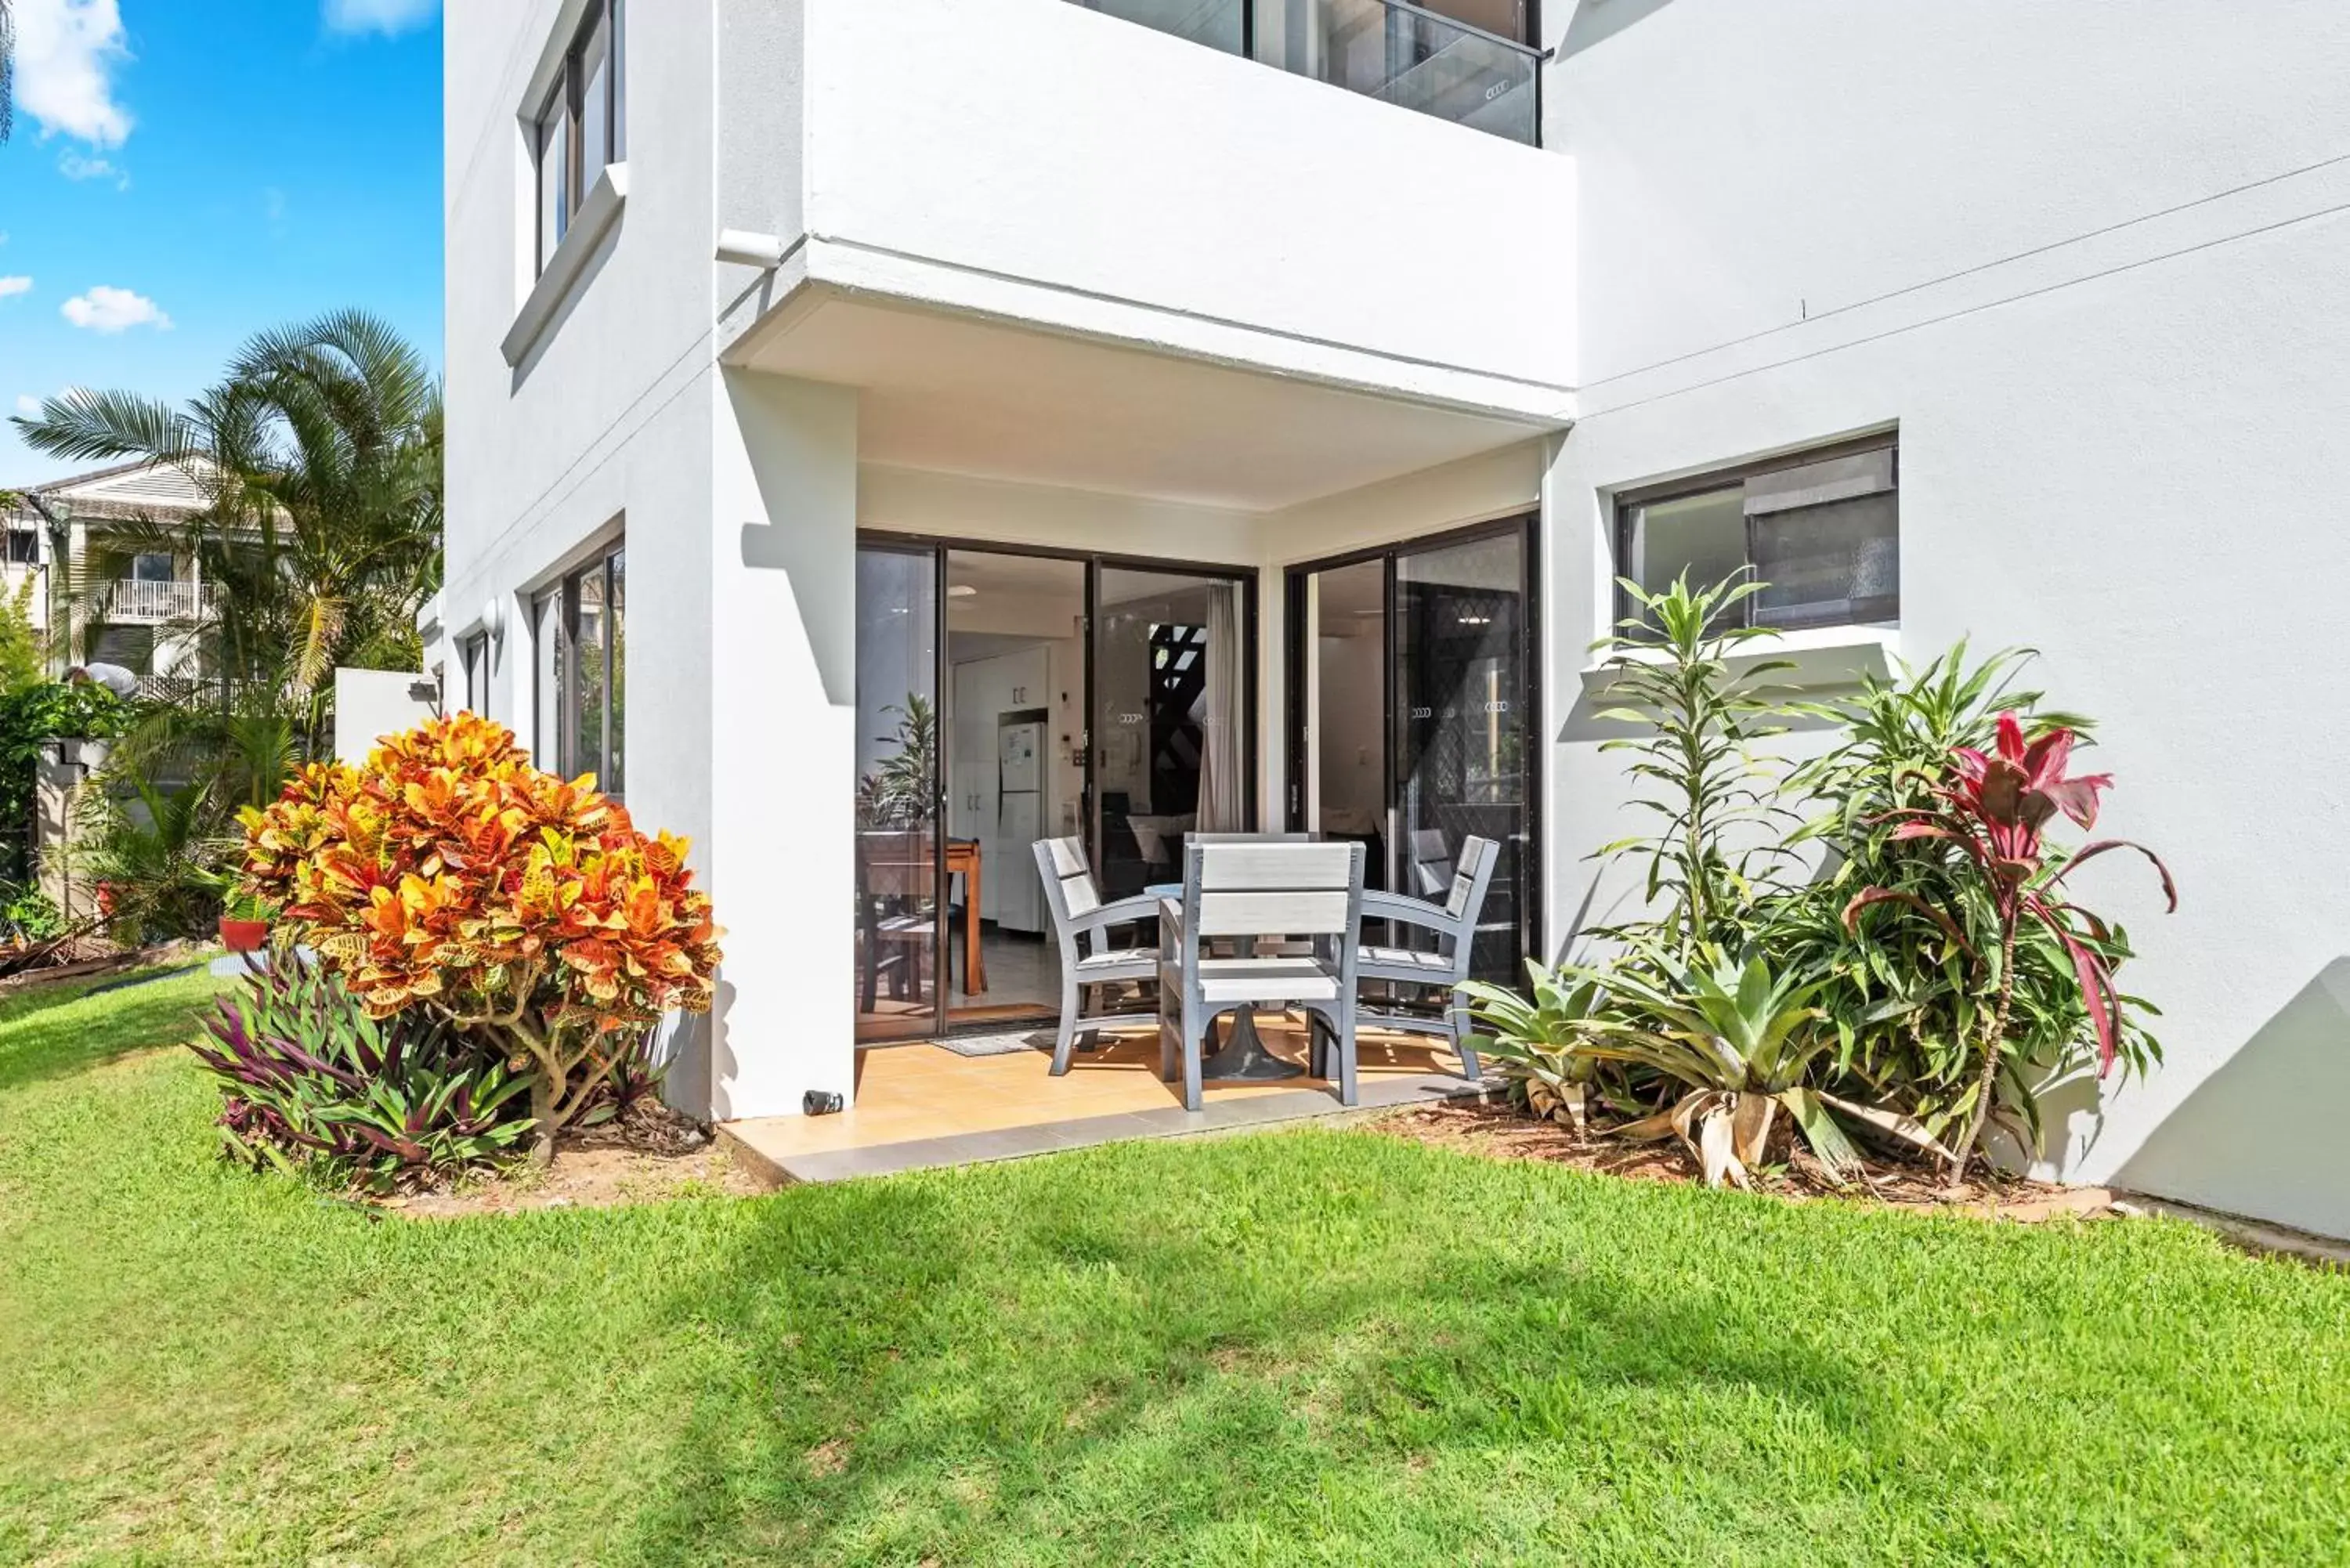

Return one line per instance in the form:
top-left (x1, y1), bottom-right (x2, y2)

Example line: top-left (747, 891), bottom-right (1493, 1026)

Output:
top-left (1589, 571), bottom-right (1798, 955)
top-left (238, 712), bottom-right (722, 1165)
top-left (1844, 713), bottom-right (2175, 1185)
top-left (1774, 644), bottom-right (2145, 1150)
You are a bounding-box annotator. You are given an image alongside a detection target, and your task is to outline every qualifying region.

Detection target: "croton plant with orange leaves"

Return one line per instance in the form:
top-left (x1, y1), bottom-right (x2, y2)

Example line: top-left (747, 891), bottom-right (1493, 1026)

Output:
top-left (238, 712), bottom-right (721, 1162)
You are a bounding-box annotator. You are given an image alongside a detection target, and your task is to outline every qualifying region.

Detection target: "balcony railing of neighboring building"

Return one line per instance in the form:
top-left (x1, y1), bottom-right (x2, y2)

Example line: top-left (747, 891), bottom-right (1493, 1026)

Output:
top-left (101, 578), bottom-right (210, 623)
top-left (1072, 0), bottom-right (1542, 146)
top-left (132, 672), bottom-right (280, 709)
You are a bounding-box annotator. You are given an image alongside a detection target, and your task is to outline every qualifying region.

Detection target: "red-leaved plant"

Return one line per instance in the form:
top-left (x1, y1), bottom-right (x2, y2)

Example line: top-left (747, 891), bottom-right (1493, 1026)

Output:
top-left (1845, 713), bottom-right (2175, 1183)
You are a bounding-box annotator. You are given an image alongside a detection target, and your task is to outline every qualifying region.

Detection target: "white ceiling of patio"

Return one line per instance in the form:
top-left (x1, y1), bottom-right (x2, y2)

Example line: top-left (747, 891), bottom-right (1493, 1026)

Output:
top-left (727, 292), bottom-right (1553, 513)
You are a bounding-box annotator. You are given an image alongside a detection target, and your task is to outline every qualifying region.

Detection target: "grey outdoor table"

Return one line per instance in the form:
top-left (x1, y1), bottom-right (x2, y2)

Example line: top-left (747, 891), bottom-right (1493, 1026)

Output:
top-left (1144, 881), bottom-right (1305, 1083)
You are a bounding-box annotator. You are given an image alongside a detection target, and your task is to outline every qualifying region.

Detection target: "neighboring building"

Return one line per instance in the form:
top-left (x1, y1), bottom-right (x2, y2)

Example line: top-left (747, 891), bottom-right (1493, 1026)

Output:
top-left (3, 459), bottom-right (217, 682)
top-left (439, 1), bottom-right (2350, 1235)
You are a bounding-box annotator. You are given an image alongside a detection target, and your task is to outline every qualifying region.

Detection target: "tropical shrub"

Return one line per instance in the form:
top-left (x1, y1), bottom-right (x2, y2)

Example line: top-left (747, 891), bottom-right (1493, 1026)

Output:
top-left (238, 712), bottom-right (721, 1162)
top-left (192, 952), bottom-right (530, 1187)
top-left (0, 573), bottom-right (45, 695)
top-left (78, 771), bottom-right (230, 942)
top-left (1779, 645), bottom-right (2159, 1154)
top-left (0, 681), bottom-right (122, 887)
top-left (1482, 578), bottom-right (2174, 1191)
top-left (1844, 712), bottom-right (2174, 1182)
top-left (1555, 945), bottom-right (1867, 1188)
top-left (1461, 963), bottom-right (1607, 1129)
top-left (0, 883), bottom-right (63, 945)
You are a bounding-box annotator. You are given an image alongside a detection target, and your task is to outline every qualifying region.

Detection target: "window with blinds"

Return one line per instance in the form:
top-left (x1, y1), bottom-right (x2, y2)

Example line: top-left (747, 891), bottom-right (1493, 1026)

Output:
top-left (1615, 438), bottom-right (1898, 633)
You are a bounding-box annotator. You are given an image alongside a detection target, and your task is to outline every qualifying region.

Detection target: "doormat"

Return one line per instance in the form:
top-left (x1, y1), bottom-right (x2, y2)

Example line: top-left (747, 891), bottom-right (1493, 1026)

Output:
top-left (932, 1030), bottom-right (1057, 1058)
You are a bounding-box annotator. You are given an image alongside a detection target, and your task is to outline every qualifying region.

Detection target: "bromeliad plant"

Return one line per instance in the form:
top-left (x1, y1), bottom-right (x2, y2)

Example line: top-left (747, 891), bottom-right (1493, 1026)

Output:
top-left (1845, 712), bottom-right (2175, 1183)
top-left (1462, 963), bottom-right (1608, 1131)
top-left (1551, 945), bottom-right (1880, 1189)
top-left (191, 952), bottom-right (531, 1187)
top-left (238, 711), bottom-right (722, 1164)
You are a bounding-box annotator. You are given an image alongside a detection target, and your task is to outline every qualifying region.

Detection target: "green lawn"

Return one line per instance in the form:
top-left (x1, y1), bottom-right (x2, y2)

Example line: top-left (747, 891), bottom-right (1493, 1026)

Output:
top-left (2, 973), bottom-right (2348, 1565)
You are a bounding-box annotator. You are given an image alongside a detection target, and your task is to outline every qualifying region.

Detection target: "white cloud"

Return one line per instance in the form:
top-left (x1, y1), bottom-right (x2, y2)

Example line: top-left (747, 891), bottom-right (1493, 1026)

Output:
top-left (13, 0), bottom-right (136, 148)
top-left (60, 285), bottom-right (169, 333)
top-left (57, 150), bottom-right (129, 188)
top-left (323, 0), bottom-right (439, 36)
top-left (0, 278), bottom-right (31, 300)
top-left (13, 396), bottom-right (43, 417)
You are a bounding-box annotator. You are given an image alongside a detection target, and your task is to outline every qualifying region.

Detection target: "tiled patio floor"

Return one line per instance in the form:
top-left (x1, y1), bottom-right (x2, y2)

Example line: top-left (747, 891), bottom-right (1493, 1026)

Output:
top-left (721, 1016), bottom-right (1487, 1184)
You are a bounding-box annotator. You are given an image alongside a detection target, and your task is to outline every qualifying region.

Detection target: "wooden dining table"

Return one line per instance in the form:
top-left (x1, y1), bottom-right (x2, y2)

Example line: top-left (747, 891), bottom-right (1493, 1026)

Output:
top-left (946, 837), bottom-right (985, 994)
top-left (856, 834), bottom-right (986, 999)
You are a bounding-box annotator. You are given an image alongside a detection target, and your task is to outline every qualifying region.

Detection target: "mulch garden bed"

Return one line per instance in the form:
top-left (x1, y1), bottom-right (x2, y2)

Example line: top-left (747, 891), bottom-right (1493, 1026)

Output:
top-left (1372, 1097), bottom-right (2120, 1223)
top-left (388, 1099), bottom-right (767, 1218)
top-left (0, 938), bottom-right (204, 992)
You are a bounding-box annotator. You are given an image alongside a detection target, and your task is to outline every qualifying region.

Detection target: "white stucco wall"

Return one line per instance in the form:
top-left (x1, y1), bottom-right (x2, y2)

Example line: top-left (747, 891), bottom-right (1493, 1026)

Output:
top-left (332, 669), bottom-right (439, 766)
top-left (444, 0), bottom-right (736, 1110)
top-left (789, 0), bottom-right (1574, 414)
top-left (1549, 0), bottom-right (2350, 1234)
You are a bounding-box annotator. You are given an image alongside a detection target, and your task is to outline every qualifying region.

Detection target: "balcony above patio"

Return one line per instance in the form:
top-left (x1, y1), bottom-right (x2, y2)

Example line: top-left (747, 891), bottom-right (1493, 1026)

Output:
top-left (718, 0), bottom-right (1576, 450)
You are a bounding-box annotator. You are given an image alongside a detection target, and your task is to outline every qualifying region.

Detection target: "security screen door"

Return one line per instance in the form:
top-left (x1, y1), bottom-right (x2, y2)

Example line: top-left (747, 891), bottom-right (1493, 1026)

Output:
top-left (1288, 516), bottom-right (1537, 984)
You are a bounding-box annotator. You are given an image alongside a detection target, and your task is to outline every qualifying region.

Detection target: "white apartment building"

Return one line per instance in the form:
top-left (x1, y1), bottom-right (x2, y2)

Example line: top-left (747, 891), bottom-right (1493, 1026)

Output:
top-left (4, 460), bottom-right (219, 682)
top-left (439, 0), bottom-right (2350, 1234)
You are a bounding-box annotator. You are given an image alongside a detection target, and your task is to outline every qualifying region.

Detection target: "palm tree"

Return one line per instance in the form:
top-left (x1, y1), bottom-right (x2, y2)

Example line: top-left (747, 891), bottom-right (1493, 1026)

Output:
top-left (10, 309), bottom-right (443, 757)
top-left (2, 0), bottom-right (16, 145)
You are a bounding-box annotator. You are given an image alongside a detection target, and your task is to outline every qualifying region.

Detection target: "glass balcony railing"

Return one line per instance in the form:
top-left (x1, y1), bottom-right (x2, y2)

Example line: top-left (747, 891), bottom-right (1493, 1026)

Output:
top-left (1070, 0), bottom-right (1541, 146)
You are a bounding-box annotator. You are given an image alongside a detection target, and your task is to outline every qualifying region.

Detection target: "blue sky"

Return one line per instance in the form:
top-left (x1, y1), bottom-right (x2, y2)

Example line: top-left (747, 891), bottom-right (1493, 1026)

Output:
top-left (0, 0), bottom-right (443, 486)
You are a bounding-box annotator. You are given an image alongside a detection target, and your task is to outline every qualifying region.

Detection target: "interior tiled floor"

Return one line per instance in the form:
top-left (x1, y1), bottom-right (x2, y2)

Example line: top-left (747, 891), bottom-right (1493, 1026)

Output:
top-left (949, 926), bottom-right (1060, 1019)
top-left (725, 1014), bottom-right (1469, 1170)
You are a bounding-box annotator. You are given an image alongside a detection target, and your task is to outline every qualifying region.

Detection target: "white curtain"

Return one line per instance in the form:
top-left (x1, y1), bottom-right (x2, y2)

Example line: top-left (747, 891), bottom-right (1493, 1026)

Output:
top-left (1198, 583), bottom-right (1244, 833)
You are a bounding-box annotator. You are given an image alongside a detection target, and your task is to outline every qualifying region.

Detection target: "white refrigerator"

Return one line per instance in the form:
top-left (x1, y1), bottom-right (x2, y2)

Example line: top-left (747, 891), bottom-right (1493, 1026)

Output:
top-left (994, 717), bottom-right (1047, 934)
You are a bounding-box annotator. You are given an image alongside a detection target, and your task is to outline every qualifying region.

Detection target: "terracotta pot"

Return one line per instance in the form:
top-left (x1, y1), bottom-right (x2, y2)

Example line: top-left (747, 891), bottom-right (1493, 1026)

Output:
top-left (219, 917), bottom-right (269, 953)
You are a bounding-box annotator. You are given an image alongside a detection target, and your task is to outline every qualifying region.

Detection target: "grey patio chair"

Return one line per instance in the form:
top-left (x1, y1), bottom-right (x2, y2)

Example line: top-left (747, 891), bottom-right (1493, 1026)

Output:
top-left (1158, 840), bottom-right (1364, 1111)
top-left (1311, 833), bottom-right (1500, 1082)
top-left (1034, 836), bottom-right (1162, 1075)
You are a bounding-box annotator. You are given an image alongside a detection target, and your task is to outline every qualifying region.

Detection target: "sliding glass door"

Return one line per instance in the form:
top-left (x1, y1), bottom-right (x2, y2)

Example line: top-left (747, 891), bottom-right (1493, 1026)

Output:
top-left (1090, 565), bottom-right (1252, 901)
top-left (854, 544), bottom-right (944, 1042)
top-left (855, 540), bottom-right (1256, 1039)
top-left (1393, 526), bottom-right (1535, 982)
top-left (1287, 516), bottom-right (1538, 984)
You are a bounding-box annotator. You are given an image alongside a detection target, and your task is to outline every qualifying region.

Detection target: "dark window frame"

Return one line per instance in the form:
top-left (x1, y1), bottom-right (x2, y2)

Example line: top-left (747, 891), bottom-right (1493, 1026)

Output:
top-left (532, 0), bottom-right (626, 279)
top-left (535, 540), bottom-right (625, 797)
top-left (459, 630), bottom-right (490, 715)
top-left (1611, 433), bottom-right (1900, 633)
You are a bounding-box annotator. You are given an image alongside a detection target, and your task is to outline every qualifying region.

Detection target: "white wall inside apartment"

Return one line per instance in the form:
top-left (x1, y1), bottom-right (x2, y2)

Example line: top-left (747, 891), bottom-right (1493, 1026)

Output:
top-left (1549, 0), bottom-right (2350, 1234)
